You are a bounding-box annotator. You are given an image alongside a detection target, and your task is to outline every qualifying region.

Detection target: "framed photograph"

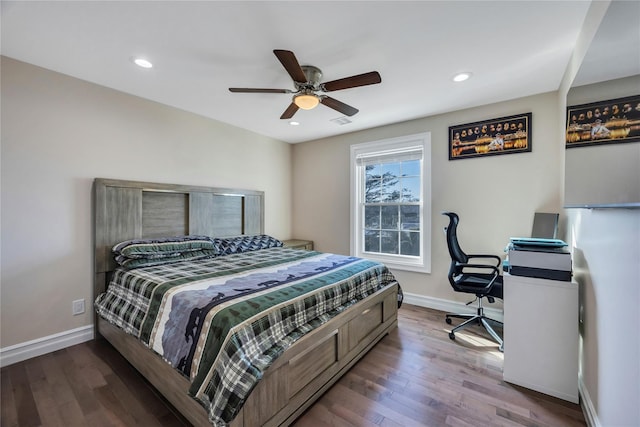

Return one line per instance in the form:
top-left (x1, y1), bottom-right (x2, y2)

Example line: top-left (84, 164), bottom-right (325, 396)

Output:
top-left (566, 94), bottom-right (640, 148)
top-left (448, 113), bottom-right (532, 160)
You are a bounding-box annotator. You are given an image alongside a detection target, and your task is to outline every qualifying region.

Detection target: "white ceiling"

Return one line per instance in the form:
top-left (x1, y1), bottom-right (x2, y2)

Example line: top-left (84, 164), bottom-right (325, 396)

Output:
top-left (1, 1), bottom-right (636, 144)
top-left (571, 0), bottom-right (640, 88)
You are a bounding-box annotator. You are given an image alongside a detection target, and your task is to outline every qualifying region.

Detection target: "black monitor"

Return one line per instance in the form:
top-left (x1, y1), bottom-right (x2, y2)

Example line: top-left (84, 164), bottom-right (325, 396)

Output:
top-left (531, 212), bottom-right (559, 239)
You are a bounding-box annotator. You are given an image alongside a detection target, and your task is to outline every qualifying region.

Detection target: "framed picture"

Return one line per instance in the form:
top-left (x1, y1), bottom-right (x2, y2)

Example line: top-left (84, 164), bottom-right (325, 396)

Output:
top-left (448, 113), bottom-right (532, 160)
top-left (566, 94), bottom-right (640, 148)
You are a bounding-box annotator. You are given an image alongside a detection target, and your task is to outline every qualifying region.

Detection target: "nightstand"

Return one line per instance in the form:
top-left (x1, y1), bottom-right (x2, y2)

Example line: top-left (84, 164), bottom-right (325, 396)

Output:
top-left (282, 239), bottom-right (314, 250)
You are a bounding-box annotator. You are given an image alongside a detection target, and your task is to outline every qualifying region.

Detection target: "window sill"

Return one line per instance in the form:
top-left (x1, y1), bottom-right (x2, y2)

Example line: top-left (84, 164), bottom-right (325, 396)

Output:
top-left (359, 253), bottom-right (430, 274)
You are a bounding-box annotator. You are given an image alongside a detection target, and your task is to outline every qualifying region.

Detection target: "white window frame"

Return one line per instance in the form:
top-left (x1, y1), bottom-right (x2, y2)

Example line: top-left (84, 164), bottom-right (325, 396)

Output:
top-left (350, 132), bottom-right (431, 273)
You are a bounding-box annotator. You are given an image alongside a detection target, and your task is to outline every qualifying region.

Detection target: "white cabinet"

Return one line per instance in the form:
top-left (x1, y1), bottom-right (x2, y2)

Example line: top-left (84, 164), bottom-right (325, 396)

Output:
top-left (503, 273), bottom-right (579, 403)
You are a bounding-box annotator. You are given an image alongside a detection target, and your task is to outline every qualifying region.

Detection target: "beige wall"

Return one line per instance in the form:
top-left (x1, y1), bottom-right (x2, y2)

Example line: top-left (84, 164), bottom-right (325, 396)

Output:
top-left (565, 75), bottom-right (640, 207)
top-left (292, 91), bottom-right (564, 302)
top-left (0, 57), bottom-right (292, 348)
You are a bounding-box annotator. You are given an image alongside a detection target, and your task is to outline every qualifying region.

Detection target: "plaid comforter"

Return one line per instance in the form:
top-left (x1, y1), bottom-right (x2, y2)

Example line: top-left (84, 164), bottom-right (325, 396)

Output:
top-left (95, 247), bottom-right (398, 426)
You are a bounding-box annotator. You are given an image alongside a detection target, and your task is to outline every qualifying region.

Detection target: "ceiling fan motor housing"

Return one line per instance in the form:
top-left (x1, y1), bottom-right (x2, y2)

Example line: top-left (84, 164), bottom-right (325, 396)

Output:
top-left (299, 65), bottom-right (322, 89)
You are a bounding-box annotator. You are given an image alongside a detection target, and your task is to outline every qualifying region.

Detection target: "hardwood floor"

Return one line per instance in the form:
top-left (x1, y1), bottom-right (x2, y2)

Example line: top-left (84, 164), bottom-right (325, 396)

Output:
top-left (1, 305), bottom-right (586, 427)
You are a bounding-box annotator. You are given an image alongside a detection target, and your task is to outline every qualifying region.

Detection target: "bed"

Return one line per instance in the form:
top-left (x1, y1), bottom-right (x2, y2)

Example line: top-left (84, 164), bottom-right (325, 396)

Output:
top-left (94, 178), bottom-right (399, 426)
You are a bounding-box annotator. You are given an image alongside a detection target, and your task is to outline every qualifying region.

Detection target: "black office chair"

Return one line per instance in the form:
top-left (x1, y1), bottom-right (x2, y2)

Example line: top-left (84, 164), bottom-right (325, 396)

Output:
top-left (442, 212), bottom-right (504, 351)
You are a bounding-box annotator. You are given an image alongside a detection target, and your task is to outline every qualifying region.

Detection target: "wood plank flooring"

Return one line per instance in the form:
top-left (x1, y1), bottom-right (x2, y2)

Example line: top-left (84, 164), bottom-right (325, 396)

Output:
top-left (1, 305), bottom-right (586, 427)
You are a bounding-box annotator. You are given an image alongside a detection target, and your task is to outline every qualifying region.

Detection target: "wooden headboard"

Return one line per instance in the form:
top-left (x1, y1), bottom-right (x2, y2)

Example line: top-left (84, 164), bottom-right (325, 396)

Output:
top-left (93, 178), bottom-right (264, 297)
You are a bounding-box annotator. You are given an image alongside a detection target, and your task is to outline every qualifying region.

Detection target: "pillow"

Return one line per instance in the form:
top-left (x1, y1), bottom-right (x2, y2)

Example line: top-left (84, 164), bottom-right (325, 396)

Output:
top-left (113, 235), bottom-right (215, 259)
top-left (115, 249), bottom-right (217, 269)
top-left (215, 235), bottom-right (283, 256)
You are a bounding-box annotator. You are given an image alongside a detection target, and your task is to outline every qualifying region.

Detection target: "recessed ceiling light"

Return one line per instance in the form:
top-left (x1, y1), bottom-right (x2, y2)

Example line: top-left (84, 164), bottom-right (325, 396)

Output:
top-left (453, 72), bottom-right (472, 82)
top-left (133, 57), bottom-right (153, 69)
top-left (289, 121), bottom-right (300, 126)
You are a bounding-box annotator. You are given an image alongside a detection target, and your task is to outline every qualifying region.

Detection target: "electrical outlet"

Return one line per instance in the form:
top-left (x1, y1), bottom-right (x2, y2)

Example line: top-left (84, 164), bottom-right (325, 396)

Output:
top-left (72, 299), bottom-right (85, 315)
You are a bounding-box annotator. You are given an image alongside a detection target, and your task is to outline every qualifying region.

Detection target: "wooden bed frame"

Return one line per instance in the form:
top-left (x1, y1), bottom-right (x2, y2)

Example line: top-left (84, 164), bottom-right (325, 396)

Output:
top-left (94, 178), bottom-right (398, 426)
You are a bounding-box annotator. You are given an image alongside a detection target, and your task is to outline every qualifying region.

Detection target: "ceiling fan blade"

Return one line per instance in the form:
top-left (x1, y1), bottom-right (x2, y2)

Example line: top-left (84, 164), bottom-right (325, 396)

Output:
top-left (229, 88), bottom-right (292, 93)
top-left (273, 49), bottom-right (308, 83)
top-left (322, 71), bottom-right (382, 92)
top-left (280, 103), bottom-right (299, 119)
top-left (320, 96), bottom-right (359, 116)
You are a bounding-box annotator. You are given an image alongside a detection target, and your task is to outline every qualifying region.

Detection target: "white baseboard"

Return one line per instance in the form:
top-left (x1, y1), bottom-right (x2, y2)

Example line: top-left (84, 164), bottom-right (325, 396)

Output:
top-left (0, 325), bottom-right (94, 368)
top-left (579, 377), bottom-right (601, 427)
top-left (0, 294), bottom-right (497, 368)
top-left (402, 291), bottom-right (504, 322)
top-left (0, 295), bottom-right (517, 364)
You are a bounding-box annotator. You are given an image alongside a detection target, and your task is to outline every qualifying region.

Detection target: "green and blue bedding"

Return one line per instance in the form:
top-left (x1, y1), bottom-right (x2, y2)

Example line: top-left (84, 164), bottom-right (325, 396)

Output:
top-left (95, 246), bottom-right (398, 426)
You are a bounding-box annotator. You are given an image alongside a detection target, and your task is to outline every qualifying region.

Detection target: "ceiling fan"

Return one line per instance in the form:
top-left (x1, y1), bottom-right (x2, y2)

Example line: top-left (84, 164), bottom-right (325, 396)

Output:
top-left (229, 49), bottom-right (381, 119)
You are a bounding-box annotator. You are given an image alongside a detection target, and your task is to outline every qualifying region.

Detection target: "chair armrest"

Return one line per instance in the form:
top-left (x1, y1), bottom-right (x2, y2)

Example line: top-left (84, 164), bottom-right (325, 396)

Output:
top-left (466, 254), bottom-right (501, 267)
top-left (459, 263), bottom-right (500, 274)
top-left (457, 263), bottom-right (500, 292)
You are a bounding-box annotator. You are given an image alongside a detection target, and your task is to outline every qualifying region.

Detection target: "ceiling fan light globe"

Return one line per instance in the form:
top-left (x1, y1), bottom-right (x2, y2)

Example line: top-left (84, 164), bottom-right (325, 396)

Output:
top-left (294, 94), bottom-right (320, 110)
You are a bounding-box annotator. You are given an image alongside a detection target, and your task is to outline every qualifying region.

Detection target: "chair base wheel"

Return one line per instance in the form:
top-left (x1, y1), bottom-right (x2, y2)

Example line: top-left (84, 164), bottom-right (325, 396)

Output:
top-left (449, 332), bottom-right (455, 340)
top-left (445, 317), bottom-right (452, 325)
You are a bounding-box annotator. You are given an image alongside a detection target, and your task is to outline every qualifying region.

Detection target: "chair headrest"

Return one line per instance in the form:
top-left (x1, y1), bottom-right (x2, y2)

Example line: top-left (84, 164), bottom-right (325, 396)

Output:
top-left (441, 211), bottom-right (459, 222)
top-left (442, 211), bottom-right (466, 263)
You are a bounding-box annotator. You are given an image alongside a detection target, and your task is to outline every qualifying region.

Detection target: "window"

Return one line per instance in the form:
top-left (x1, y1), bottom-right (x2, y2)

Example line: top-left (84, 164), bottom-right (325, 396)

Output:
top-left (350, 132), bottom-right (431, 273)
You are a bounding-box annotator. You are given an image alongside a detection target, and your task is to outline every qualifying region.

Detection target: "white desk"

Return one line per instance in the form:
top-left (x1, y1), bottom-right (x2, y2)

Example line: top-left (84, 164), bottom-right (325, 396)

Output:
top-left (503, 273), bottom-right (579, 403)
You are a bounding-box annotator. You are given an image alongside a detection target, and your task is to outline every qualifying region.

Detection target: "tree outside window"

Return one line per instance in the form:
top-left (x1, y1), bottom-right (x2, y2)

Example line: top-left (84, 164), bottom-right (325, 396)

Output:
top-left (363, 160), bottom-right (420, 257)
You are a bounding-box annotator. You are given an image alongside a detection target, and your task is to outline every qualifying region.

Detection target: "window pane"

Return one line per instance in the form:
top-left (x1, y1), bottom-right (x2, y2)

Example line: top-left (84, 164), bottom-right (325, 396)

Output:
top-left (401, 160), bottom-right (420, 176)
top-left (381, 205), bottom-right (399, 230)
top-left (400, 205), bottom-right (420, 230)
top-left (380, 162), bottom-right (400, 178)
top-left (364, 230), bottom-right (380, 252)
top-left (400, 231), bottom-right (420, 256)
top-left (379, 163), bottom-right (400, 202)
top-left (365, 172), bottom-right (382, 203)
top-left (366, 164), bottom-right (382, 177)
top-left (364, 206), bottom-right (380, 228)
top-left (383, 178), bottom-right (401, 202)
top-left (380, 230), bottom-right (399, 254)
top-left (401, 176), bottom-right (420, 202)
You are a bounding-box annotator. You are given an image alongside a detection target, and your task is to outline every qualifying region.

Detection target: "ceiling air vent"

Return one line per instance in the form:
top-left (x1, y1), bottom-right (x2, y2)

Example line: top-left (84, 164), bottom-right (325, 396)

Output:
top-left (331, 117), bottom-right (352, 125)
